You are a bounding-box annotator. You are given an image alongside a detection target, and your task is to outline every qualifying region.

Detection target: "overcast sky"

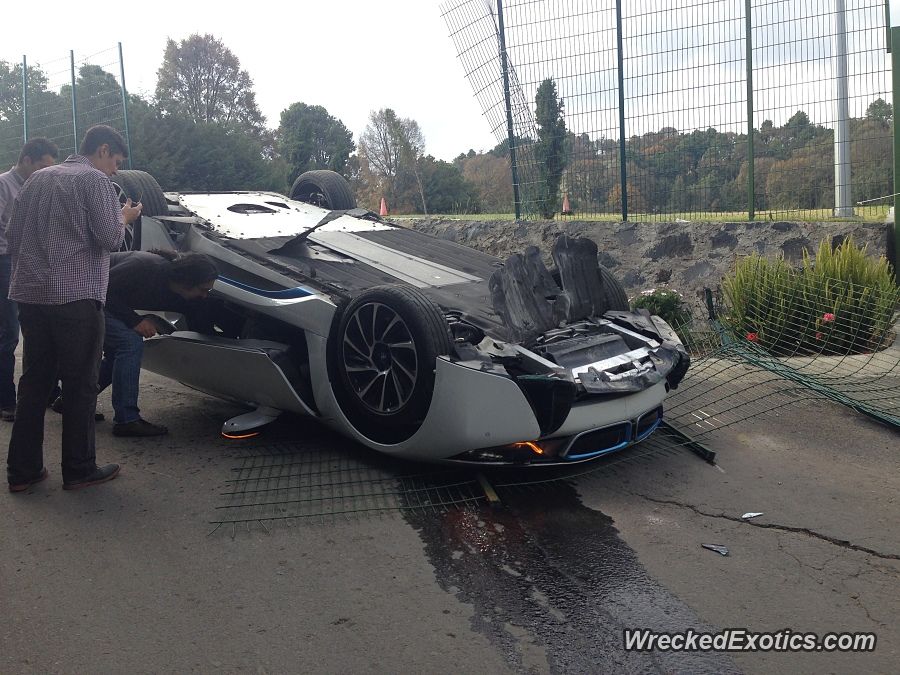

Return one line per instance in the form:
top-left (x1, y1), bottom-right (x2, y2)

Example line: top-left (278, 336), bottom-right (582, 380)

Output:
top-left (1, 0), bottom-right (498, 161)
top-left (4, 0), bottom-right (890, 163)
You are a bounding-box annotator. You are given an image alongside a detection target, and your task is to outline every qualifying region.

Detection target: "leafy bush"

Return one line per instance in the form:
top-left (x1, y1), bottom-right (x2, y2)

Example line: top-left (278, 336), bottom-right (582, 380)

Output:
top-left (631, 288), bottom-right (692, 330)
top-left (722, 237), bottom-right (897, 356)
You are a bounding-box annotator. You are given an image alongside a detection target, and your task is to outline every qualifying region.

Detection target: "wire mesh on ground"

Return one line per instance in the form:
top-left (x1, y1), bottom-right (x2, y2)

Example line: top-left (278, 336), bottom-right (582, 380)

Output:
top-left (1, 46), bottom-right (127, 167)
top-left (210, 417), bottom-right (716, 535)
top-left (209, 431), bottom-right (487, 536)
top-left (665, 269), bottom-right (900, 430)
top-left (441, 0), bottom-right (891, 222)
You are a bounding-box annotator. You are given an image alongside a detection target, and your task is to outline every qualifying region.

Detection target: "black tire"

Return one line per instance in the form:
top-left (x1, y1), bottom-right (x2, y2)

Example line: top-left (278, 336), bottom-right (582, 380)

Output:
top-left (290, 170), bottom-right (356, 210)
top-left (598, 264), bottom-right (629, 311)
top-left (111, 170), bottom-right (167, 217)
top-left (329, 285), bottom-right (451, 443)
top-left (109, 182), bottom-right (134, 251)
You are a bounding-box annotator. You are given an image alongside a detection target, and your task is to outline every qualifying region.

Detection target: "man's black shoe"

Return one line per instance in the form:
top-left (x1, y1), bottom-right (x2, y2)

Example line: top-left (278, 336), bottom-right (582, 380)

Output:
top-left (62, 464), bottom-right (120, 491)
top-left (9, 467), bottom-right (49, 493)
top-left (50, 396), bottom-right (105, 421)
top-left (113, 419), bottom-right (168, 437)
top-left (1, 406), bottom-right (15, 422)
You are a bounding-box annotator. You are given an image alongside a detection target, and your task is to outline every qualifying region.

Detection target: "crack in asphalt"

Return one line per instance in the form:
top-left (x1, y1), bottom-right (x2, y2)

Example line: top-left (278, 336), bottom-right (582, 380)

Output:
top-left (776, 535), bottom-right (826, 577)
top-left (839, 575), bottom-right (888, 628)
top-left (631, 493), bottom-right (900, 561)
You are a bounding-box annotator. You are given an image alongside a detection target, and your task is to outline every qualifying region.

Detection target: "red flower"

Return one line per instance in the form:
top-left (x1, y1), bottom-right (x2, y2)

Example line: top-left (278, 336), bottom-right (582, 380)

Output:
top-left (746, 332), bottom-right (759, 342)
top-left (822, 313), bottom-right (836, 323)
top-left (815, 332), bottom-right (823, 340)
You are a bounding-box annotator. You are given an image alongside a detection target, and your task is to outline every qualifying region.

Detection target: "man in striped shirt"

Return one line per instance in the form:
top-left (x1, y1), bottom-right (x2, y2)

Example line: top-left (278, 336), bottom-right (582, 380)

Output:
top-left (6, 125), bottom-right (142, 492)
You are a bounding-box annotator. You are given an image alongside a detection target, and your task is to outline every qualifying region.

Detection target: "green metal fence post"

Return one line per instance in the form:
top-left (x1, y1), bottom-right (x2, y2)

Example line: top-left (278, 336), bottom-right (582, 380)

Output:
top-left (21, 55), bottom-right (28, 142)
top-left (497, 0), bottom-right (522, 221)
top-left (887, 0), bottom-right (893, 52)
top-left (615, 0), bottom-right (628, 222)
top-left (118, 43), bottom-right (133, 169)
top-left (70, 50), bottom-right (78, 145)
top-left (745, 0), bottom-right (755, 221)
top-left (891, 26), bottom-right (900, 272)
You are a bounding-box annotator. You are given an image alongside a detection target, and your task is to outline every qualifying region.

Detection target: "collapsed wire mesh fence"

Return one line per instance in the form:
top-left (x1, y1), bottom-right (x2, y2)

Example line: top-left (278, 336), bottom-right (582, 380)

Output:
top-left (441, 0), bottom-right (892, 222)
top-left (663, 263), bottom-right (900, 430)
top-left (208, 436), bottom-right (488, 536)
top-left (0, 45), bottom-right (127, 167)
top-left (208, 423), bottom-right (716, 536)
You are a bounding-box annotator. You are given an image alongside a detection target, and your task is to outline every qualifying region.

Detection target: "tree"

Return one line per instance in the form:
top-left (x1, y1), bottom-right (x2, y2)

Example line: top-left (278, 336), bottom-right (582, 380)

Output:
top-left (766, 143), bottom-right (834, 210)
top-left (277, 102), bottom-right (354, 185)
top-left (127, 93), bottom-right (284, 193)
top-left (359, 108), bottom-right (403, 197)
top-left (460, 153), bottom-right (513, 213)
top-left (1, 60), bottom-right (50, 123)
top-left (397, 117), bottom-right (428, 214)
top-left (0, 60), bottom-right (68, 166)
top-left (359, 108), bottom-right (429, 213)
top-left (865, 98), bottom-right (892, 125)
top-left (58, 65), bottom-right (125, 140)
top-left (534, 78), bottom-right (568, 218)
top-left (488, 135), bottom-right (532, 158)
top-left (418, 156), bottom-right (477, 213)
top-left (154, 34), bottom-right (266, 137)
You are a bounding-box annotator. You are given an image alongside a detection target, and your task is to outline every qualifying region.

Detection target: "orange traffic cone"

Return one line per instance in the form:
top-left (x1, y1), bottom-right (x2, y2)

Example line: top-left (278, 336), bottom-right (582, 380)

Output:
top-left (561, 193), bottom-right (571, 215)
top-left (379, 197), bottom-right (388, 216)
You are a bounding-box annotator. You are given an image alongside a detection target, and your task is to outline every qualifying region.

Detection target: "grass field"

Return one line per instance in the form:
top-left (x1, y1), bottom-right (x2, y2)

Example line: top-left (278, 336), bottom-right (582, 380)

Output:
top-left (390, 205), bottom-right (891, 223)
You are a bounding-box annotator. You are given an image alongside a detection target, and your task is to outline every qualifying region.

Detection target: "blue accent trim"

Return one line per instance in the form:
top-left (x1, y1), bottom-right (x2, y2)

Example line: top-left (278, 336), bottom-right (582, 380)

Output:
top-left (566, 439), bottom-right (631, 461)
top-left (217, 276), bottom-right (313, 299)
top-left (566, 424), bottom-right (633, 461)
top-left (635, 416), bottom-right (662, 442)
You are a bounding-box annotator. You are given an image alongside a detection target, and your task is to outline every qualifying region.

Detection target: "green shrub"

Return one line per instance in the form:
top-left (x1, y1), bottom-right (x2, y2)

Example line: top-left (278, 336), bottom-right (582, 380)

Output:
top-left (632, 288), bottom-right (692, 330)
top-left (722, 237), bottom-right (897, 356)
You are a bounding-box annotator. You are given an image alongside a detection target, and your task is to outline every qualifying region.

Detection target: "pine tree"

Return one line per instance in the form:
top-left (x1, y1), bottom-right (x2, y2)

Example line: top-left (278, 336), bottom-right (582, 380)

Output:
top-left (534, 78), bottom-right (568, 218)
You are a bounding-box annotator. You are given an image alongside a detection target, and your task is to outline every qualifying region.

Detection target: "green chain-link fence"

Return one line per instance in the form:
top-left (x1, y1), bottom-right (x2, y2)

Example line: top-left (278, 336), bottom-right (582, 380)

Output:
top-left (663, 258), bottom-right (899, 430)
top-left (442, 0), bottom-right (892, 223)
top-left (1, 45), bottom-right (129, 168)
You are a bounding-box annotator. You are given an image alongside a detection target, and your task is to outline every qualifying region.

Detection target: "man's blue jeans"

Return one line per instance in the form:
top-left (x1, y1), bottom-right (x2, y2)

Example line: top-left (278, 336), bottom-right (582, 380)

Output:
top-left (98, 314), bottom-right (144, 424)
top-left (0, 254), bottom-right (19, 410)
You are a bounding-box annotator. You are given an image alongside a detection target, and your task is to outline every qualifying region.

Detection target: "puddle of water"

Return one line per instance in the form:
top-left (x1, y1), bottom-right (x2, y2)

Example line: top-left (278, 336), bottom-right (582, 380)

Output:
top-left (404, 480), bottom-right (739, 673)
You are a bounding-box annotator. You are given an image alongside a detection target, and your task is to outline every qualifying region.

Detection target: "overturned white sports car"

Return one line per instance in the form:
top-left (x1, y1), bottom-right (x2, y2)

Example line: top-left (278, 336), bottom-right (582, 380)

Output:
top-left (112, 169), bottom-right (688, 465)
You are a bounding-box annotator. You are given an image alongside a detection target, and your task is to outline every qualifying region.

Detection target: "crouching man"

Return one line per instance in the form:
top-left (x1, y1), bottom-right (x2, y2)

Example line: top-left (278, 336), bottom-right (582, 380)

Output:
top-left (100, 250), bottom-right (218, 436)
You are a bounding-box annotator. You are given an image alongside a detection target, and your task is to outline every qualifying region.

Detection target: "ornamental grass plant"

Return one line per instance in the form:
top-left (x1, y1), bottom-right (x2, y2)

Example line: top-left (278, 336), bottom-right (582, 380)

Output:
top-left (722, 237), bottom-right (898, 356)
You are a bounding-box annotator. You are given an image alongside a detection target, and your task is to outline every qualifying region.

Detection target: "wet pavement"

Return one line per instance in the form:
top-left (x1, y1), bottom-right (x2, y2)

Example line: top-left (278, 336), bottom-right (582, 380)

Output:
top-left (406, 481), bottom-right (739, 673)
top-left (2, 373), bottom-right (898, 673)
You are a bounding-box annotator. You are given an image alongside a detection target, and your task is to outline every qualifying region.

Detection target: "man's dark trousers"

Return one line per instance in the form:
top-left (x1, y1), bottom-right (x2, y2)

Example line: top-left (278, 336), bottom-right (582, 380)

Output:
top-left (0, 254), bottom-right (19, 409)
top-left (7, 300), bottom-right (104, 483)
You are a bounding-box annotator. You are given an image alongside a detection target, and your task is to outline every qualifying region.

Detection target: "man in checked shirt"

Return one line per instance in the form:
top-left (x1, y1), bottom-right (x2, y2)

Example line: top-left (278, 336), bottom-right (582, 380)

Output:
top-left (0, 138), bottom-right (59, 422)
top-left (6, 125), bottom-right (142, 492)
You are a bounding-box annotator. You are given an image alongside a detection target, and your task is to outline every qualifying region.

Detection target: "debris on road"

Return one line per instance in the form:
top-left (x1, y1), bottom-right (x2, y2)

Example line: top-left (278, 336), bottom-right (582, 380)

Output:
top-left (701, 544), bottom-right (730, 556)
top-left (741, 512), bottom-right (764, 520)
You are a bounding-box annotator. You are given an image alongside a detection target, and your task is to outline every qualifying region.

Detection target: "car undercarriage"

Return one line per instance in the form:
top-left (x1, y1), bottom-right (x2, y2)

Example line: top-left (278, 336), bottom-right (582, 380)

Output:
top-left (110, 169), bottom-right (689, 465)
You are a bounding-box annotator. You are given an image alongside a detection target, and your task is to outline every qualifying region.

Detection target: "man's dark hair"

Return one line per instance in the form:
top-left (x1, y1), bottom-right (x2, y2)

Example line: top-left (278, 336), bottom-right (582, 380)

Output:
top-left (18, 137), bottom-right (59, 164)
top-left (79, 125), bottom-right (128, 157)
top-left (166, 253), bottom-right (219, 287)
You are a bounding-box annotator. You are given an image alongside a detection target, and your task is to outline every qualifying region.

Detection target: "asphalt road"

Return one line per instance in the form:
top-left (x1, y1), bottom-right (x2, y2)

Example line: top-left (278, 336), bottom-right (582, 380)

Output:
top-left (1, 371), bottom-right (898, 674)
